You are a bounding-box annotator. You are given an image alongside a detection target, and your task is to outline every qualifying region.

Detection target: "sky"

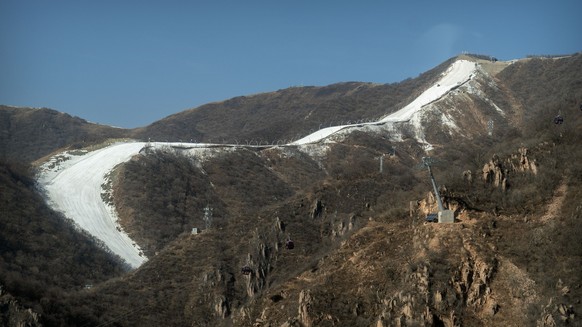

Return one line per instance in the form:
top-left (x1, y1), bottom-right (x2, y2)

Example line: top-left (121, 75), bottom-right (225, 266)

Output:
top-left (1, 1), bottom-right (581, 128)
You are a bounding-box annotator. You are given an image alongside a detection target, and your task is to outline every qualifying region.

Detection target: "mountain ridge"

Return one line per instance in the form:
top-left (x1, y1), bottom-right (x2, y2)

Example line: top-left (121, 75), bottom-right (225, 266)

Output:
top-left (0, 55), bottom-right (460, 164)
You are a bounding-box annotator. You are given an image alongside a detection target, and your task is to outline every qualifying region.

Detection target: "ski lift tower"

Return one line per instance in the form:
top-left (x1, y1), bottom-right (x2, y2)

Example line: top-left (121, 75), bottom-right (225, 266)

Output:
top-left (422, 157), bottom-right (455, 223)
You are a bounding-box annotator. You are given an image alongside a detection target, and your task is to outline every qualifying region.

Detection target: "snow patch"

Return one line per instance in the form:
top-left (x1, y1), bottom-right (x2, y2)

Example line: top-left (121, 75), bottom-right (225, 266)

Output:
top-left (295, 143), bottom-right (331, 159)
top-left (491, 102), bottom-right (506, 116)
top-left (463, 79), bottom-right (506, 117)
top-left (292, 125), bottom-right (347, 145)
top-left (408, 112), bottom-right (433, 151)
top-left (440, 112), bottom-right (459, 132)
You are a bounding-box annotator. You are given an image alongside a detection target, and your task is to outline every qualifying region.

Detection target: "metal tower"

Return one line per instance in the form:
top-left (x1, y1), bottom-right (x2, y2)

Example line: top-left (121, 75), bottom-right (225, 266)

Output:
top-left (422, 157), bottom-right (454, 223)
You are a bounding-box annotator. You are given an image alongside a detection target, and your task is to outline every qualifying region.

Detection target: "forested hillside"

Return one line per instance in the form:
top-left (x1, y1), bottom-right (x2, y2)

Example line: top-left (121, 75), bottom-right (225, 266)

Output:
top-left (0, 161), bottom-right (127, 325)
top-left (0, 106), bottom-right (128, 163)
top-left (131, 58), bottom-right (456, 144)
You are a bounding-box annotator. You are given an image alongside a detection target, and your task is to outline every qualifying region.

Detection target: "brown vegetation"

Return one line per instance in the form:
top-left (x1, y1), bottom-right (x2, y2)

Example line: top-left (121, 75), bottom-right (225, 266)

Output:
top-left (0, 106), bottom-right (128, 163)
top-left (131, 58), bottom-right (455, 144)
top-left (0, 161), bottom-right (126, 325)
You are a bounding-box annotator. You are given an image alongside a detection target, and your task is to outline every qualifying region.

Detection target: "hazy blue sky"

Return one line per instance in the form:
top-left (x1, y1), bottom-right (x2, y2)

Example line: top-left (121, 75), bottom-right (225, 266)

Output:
top-left (1, 0), bottom-right (580, 128)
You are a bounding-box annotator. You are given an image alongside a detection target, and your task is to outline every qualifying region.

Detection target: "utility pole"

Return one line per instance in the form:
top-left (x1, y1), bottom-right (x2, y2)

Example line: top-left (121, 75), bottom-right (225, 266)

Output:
top-left (487, 119), bottom-right (494, 136)
top-left (379, 155), bottom-right (384, 173)
top-left (378, 147), bottom-right (395, 173)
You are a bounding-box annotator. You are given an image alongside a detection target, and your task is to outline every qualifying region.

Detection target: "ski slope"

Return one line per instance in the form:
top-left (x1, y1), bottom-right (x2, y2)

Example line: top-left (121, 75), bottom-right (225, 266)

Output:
top-left (380, 59), bottom-right (475, 122)
top-left (292, 59), bottom-right (476, 145)
top-left (39, 142), bottom-right (148, 268)
top-left (37, 59), bottom-right (476, 269)
top-left (38, 142), bottom-right (220, 268)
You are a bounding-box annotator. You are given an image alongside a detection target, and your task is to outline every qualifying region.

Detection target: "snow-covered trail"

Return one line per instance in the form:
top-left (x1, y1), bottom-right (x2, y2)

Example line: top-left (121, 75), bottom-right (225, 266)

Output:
top-left (39, 142), bottom-right (148, 268)
top-left (292, 59), bottom-right (476, 145)
top-left (380, 59), bottom-right (475, 122)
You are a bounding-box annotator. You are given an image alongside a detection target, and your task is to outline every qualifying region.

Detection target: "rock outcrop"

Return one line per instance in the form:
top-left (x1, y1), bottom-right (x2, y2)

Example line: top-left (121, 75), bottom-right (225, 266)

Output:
top-left (374, 224), bottom-right (498, 327)
top-left (298, 289), bottom-right (314, 327)
top-left (481, 147), bottom-right (539, 192)
top-left (311, 199), bottom-right (324, 219)
top-left (482, 154), bottom-right (508, 190)
top-left (511, 147), bottom-right (538, 175)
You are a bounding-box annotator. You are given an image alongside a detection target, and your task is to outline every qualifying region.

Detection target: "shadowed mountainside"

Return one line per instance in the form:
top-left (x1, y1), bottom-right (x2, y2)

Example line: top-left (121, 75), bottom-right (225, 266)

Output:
top-left (0, 161), bottom-right (127, 326)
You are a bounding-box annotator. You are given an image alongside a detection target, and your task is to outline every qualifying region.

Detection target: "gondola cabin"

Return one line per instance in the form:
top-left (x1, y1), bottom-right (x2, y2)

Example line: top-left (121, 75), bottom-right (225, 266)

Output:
top-left (285, 239), bottom-right (294, 250)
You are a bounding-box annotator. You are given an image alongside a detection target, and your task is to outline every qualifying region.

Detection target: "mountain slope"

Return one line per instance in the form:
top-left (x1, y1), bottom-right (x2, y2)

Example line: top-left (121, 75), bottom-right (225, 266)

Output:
top-left (34, 126), bottom-right (582, 326)
top-left (131, 58), bottom-right (457, 144)
top-left (104, 54), bottom-right (581, 326)
top-left (2, 53), bottom-right (582, 326)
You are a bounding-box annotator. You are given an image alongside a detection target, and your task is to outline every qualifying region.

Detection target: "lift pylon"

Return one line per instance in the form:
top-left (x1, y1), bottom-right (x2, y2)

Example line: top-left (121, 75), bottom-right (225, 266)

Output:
top-left (422, 157), bottom-right (454, 223)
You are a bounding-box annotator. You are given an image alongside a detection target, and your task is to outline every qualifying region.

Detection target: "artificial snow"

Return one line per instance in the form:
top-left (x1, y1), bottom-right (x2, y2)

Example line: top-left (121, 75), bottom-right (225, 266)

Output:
top-left (38, 142), bottom-right (148, 268)
top-left (380, 60), bottom-right (475, 123)
top-left (292, 59), bottom-right (476, 146)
